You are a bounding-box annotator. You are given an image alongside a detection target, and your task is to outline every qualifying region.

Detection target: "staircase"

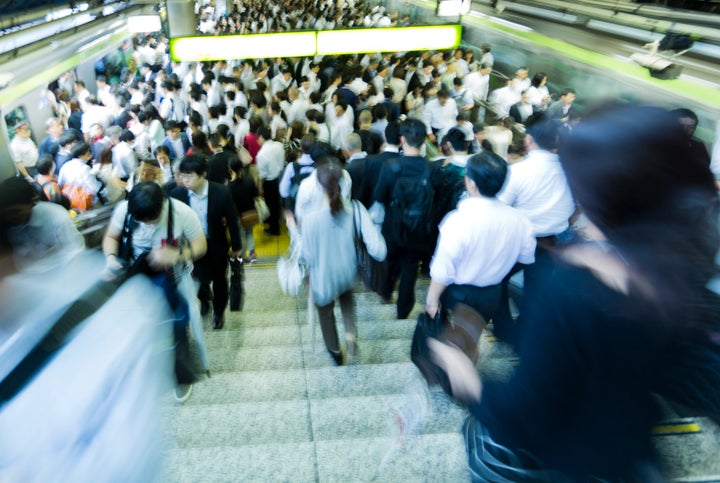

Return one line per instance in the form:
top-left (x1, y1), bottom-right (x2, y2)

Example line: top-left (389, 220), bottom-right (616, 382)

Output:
top-left (163, 263), bottom-right (471, 482)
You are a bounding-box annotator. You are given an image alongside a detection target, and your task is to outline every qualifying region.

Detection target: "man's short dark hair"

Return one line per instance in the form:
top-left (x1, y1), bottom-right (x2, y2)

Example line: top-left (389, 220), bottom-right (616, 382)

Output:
top-left (399, 119), bottom-right (427, 149)
top-left (671, 108), bottom-right (698, 124)
top-left (58, 131), bottom-right (77, 148)
top-left (442, 128), bottom-right (468, 153)
top-left (525, 113), bottom-right (561, 151)
top-left (36, 154), bottom-right (55, 175)
top-left (385, 121), bottom-right (401, 146)
top-left (465, 151), bottom-right (508, 197)
top-left (154, 145), bottom-right (171, 157)
top-left (119, 129), bottom-right (135, 143)
top-left (178, 154), bottom-right (207, 176)
top-left (128, 181), bottom-right (165, 222)
top-left (71, 142), bottom-right (91, 159)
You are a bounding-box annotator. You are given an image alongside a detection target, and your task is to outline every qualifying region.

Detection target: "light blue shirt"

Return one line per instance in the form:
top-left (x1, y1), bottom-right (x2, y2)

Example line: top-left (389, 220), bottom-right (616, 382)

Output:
top-left (188, 180), bottom-right (209, 237)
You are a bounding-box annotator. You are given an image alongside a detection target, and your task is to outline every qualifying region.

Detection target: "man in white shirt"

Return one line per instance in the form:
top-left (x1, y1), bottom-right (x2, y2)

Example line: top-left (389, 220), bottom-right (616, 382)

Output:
top-left (425, 151), bottom-right (535, 321)
top-left (488, 80), bottom-right (521, 119)
top-left (328, 97), bottom-right (354, 151)
top-left (9, 121), bottom-right (39, 182)
top-left (463, 63), bottom-right (492, 123)
top-left (422, 89), bottom-right (459, 144)
top-left (255, 126), bottom-right (286, 235)
top-left (495, 116), bottom-right (576, 346)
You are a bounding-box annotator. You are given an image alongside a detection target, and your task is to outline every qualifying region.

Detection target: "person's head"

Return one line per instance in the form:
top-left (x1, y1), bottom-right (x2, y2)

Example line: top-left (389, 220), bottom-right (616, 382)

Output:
top-left (515, 67), bottom-right (529, 80)
top-left (316, 158), bottom-right (344, 216)
top-left (399, 118), bottom-right (426, 150)
top-left (137, 159), bottom-right (163, 184)
top-left (98, 147), bottom-right (113, 166)
top-left (481, 43), bottom-right (491, 54)
top-left (13, 121), bottom-right (31, 139)
top-left (358, 109), bottom-right (373, 128)
top-left (560, 88), bottom-right (576, 105)
top-left (127, 181), bottom-right (165, 223)
top-left (119, 129), bottom-right (135, 144)
top-left (154, 145), bottom-right (171, 167)
top-left (0, 176), bottom-right (36, 226)
top-left (525, 113), bottom-right (561, 151)
top-left (248, 115), bottom-right (264, 134)
top-left (257, 125), bottom-right (272, 142)
top-left (46, 117), bottom-right (64, 138)
top-left (71, 141), bottom-right (92, 160)
top-left (335, 97), bottom-right (348, 116)
top-left (479, 63), bottom-right (492, 75)
top-left (437, 89), bottom-right (450, 106)
top-left (301, 133), bottom-right (316, 154)
top-left (465, 151), bottom-right (508, 197)
top-left (343, 132), bottom-right (363, 154)
top-left (385, 121), bottom-right (401, 146)
top-left (191, 130), bottom-right (209, 151)
top-left (671, 108), bottom-right (700, 138)
top-left (441, 127), bottom-right (468, 155)
top-left (531, 72), bottom-right (548, 88)
top-left (105, 125), bottom-right (122, 142)
top-left (178, 154), bottom-right (208, 192)
top-left (289, 121), bottom-right (305, 140)
top-left (36, 154), bottom-right (55, 175)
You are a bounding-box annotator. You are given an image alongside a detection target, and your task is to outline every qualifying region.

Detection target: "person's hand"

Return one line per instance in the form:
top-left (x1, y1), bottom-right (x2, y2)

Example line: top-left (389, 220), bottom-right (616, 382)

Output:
top-left (147, 245), bottom-right (179, 270)
top-left (424, 301), bottom-right (440, 318)
top-left (427, 133), bottom-right (436, 143)
top-left (284, 210), bottom-right (296, 229)
top-left (102, 254), bottom-right (124, 281)
top-left (427, 337), bottom-right (482, 405)
top-left (230, 250), bottom-right (243, 259)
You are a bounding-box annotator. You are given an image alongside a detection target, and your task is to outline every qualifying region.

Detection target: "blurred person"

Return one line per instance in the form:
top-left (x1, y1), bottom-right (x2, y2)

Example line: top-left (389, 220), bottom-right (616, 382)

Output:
top-left (112, 129), bottom-right (139, 182)
top-left (154, 145), bottom-right (174, 184)
top-left (54, 130), bottom-right (78, 175)
top-left (425, 151), bottom-right (535, 323)
top-left (0, 176), bottom-right (84, 272)
top-left (672, 108), bottom-right (711, 167)
top-left (34, 154), bottom-right (61, 201)
top-left (373, 119), bottom-right (443, 318)
top-left (57, 142), bottom-right (102, 208)
top-left (103, 181), bottom-right (207, 401)
top-left (291, 159), bottom-right (386, 364)
top-left (509, 91), bottom-right (534, 125)
top-left (546, 88), bottom-right (576, 125)
top-left (428, 104), bottom-right (720, 482)
top-left (162, 120), bottom-right (192, 162)
top-left (9, 121), bottom-right (39, 183)
top-left (37, 117), bottom-right (65, 159)
top-left (256, 126), bottom-right (286, 236)
top-left (526, 72), bottom-right (550, 111)
top-left (229, 156), bottom-right (260, 262)
top-left (92, 147), bottom-right (126, 204)
top-left (0, 201), bottom-right (171, 482)
top-left (423, 89), bottom-right (458, 144)
top-left (171, 155), bottom-right (242, 329)
top-left (484, 116), bottom-right (515, 161)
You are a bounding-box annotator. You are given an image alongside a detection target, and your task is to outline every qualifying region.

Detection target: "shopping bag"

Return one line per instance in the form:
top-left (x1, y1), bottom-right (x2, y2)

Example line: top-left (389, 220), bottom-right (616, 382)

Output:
top-left (255, 196), bottom-right (270, 222)
top-left (277, 242), bottom-right (306, 296)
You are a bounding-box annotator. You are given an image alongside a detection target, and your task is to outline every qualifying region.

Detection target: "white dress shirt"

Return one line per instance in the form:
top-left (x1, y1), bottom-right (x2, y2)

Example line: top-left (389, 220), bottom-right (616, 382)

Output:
top-left (256, 140), bottom-right (286, 181)
top-left (497, 149), bottom-right (575, 237)
top-left (431, 196), bottom-right (536, 287)
top-left (422, 98), bottom-right (459, 140)
top-left (10, 136), bottom-right (39, 169)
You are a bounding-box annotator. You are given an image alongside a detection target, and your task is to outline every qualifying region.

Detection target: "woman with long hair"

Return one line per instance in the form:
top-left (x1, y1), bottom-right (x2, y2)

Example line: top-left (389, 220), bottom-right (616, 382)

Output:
top-left (297, 159), bottom-right (386, 365)
top-left (429, 105), bottom-right (720, 482)
top-left (228, 156), bottom-right (259, 262)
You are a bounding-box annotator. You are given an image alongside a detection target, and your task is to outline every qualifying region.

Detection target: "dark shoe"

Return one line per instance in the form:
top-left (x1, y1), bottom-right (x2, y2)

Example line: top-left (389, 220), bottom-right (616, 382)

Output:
top-left (174, 383), bottom-right (193, 403)
top-left (213, 315), bottom-right (224, 330)
top-left (329, 350), bottom-right (343, 366)
top-left (200, 300), bottom-right (210, 317)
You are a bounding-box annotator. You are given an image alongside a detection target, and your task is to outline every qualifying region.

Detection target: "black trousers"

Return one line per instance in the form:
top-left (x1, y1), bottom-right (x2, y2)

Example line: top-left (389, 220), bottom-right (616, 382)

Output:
top-left (195, 248), bottom-right (229, 317)
top-left (263, 177), bottom-right (281, 234)
top-left (441, 283), bottom-right (502, 322)
top-left (388, 250), bottom-right (423, 319)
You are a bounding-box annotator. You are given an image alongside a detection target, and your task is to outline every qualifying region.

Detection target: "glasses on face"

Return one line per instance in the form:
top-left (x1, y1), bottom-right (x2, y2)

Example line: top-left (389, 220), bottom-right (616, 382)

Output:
top-left (178, 172), bottom-right (198, 180)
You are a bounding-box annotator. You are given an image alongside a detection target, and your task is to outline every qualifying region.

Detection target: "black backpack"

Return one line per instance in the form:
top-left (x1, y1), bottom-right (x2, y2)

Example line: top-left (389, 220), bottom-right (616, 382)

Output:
top-left (283, 162), bottom-right (314, 211)
top-left (385, 161), bottom-right (435, 252)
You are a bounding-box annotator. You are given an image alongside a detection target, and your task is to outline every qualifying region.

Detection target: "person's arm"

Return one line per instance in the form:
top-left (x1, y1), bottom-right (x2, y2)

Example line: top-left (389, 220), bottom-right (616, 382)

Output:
top-left (424, 279), bottom-right (447, 319)
top-left (427, 337), bottom-right (482, 406)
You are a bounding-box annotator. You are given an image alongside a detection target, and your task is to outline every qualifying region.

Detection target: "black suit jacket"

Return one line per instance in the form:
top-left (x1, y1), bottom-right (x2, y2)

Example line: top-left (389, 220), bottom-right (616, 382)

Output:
top-left (170, 181), bottom-right (241, 256)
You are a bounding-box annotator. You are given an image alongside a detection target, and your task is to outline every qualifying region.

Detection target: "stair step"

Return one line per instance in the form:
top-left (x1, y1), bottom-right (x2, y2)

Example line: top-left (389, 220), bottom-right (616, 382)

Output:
top-left (169, 392), bottom-right (466, 449)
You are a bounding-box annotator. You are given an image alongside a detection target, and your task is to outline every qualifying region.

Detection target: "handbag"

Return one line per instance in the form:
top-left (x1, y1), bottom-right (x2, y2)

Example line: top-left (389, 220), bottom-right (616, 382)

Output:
top-left (351, 200), bottom-right (390, 298)
top-left (229, 257), bottom-right (244, 311)
top-left (255, 196), bottom-right (270, 222)
top-left (411, 303), bottom-right (486, 397)
top-left (240, 209), bottom-right (259, 228)
top-left (277, 241), bottom-right (306, 296)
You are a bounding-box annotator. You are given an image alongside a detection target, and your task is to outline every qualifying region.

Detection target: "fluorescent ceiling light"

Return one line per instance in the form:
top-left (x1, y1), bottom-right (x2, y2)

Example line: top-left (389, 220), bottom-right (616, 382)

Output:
top-left (437, 0), bottom-right (471, 17)
top-left (128, 15), bottom-right (162, 33)
top-left (170, 32), bottom-right (316, 61)
top-left (317, 25), bottom-right (461, 55)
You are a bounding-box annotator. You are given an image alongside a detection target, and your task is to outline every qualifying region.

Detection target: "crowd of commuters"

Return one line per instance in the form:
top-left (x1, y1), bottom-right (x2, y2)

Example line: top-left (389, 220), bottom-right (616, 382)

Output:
top-left (3, 0), bottom-right (720, 480)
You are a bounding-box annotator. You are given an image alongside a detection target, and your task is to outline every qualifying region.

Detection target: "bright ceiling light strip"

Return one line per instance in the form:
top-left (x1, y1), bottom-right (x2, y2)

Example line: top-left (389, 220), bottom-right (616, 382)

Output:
top-left (170, 32), bottom-right (316, 61)
top-left (316, 25), bottom-right (461, 55)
